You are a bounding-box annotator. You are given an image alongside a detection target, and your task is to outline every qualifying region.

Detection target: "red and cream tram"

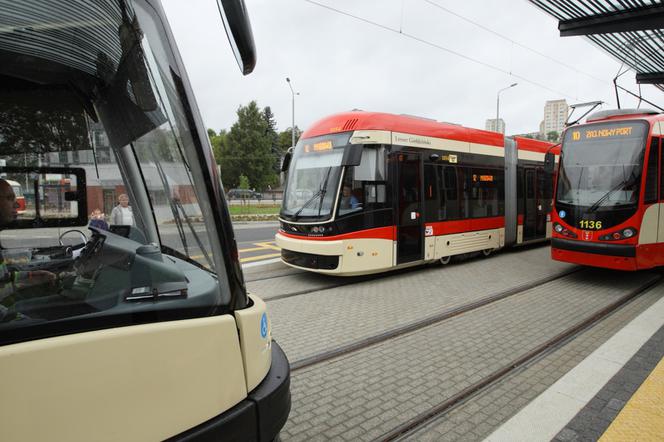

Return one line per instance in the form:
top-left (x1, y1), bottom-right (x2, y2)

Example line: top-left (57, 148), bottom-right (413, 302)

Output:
top-left (551, 109), bottom-right (664, 271)
top-left (277, 111), bottom-right (558, 276)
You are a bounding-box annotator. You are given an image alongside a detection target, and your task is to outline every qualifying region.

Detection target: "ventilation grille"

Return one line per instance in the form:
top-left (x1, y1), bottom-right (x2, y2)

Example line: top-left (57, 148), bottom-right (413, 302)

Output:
top-left (342, 119), bottom-right (358, 131)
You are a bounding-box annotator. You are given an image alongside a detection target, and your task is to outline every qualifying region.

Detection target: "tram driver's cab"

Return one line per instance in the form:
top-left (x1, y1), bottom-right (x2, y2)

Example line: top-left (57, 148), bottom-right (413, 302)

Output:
top-left (0, 0), bottom-right (290, 440)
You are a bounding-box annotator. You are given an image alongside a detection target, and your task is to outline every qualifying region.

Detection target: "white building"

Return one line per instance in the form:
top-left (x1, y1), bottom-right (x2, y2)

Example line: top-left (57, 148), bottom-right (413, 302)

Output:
top-left (485, 118), bottom-right (505, 134)
top-left (541, 99), bottom-right (568, 137)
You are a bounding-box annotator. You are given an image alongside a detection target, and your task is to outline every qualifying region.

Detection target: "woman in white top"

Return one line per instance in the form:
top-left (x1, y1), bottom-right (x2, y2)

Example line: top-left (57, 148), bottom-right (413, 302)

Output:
top-left (110, 193), bottom-right (134, 226)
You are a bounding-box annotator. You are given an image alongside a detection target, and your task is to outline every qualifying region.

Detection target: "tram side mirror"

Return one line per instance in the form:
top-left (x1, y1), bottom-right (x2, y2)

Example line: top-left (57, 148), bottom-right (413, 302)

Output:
top-left (281, 148), bottom-right (293, 172)
top-left (0, 166), bottom-right (87, 229)
top-left (217, 0), bottom-right (257, 75)
top-left (342, 145), bottom-right (363, 166)
top-left (544, 151), bottom-right (555, 174)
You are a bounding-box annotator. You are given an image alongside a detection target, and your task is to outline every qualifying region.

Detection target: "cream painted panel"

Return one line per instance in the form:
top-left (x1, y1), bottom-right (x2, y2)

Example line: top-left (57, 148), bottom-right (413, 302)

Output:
top-left (275, 232), bottom-right (344, 255)
top-left (235, 295), bottom-right (272, 393)
top-left (392, 132), bottom-right (470, 153)
top-left (340, 238), bottom-right (394, 273)
top-left (518, 150), bottom-right (545, 162)
top-left (469, 143), bottom-right (505, 158)
top-left (546, 221), bottom-right (552, 239)
top-left (424, 236), bottom-right (436, 260)
top-left (499, 228), bottom-right (505, 247)
top-left (657, 203), bottom-right (664, 242)
top-left (1, 315), bottom-right (247, 442)
top-left (639, 204), bottom-right (659, 244)
top-left (517, 225), bottom-right (523, 244)
top-left (434, 228), bottom-right (501, 259)
top-left (350, 130), bottom-right (392, 145)
top-left (653, 121), bottom-right (663, 136)
top-left (391, 132), bottom-right (506, 157)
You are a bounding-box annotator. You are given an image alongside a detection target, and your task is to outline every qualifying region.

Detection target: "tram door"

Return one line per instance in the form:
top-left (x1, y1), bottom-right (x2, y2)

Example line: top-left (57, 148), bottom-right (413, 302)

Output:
top-left (395, 152), bottom-right (423, 264)
top-left (523, 168), bottom-right (547, 241)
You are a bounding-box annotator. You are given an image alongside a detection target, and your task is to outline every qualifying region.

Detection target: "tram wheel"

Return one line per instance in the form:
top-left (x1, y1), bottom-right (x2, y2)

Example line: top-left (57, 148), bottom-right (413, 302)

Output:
top-left (482, 248), bottom-right (492, 257)
top-left (440, 256), bottom-right (451, 265)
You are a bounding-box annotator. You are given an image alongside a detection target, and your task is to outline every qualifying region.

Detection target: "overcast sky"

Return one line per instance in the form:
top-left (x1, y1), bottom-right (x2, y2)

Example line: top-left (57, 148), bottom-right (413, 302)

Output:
top-left (161, 0), bottom-right (662, 137)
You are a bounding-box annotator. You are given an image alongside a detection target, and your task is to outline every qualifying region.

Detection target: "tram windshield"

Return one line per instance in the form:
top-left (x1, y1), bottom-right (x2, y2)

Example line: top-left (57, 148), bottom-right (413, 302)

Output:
top-left (281, 133), bottom-right (351, 220)
top-left (557, 121), bottom-right (648, 208)
top-left (0, 0), bottom-right (231, 337)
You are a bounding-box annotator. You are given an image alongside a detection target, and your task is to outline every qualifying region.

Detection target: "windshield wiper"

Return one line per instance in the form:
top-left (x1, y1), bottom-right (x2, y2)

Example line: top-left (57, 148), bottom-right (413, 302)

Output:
top-left (588, 172), bottom-right (637, 212)
top-left (292, 167), bottom-right (332, 220)
top-left (317, 167), bottom-right (333, 216)
top-left (293, 189), bottom-right (323, 219)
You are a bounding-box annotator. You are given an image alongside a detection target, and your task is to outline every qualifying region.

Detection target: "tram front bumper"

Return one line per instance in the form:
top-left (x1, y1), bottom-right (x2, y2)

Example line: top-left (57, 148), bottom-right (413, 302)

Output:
top-left (551, 238), bottom-right (638, 271)
top-left (275, 232), bottom-right (343, 273)
top-left (172, 341), bottom-right (291, 442)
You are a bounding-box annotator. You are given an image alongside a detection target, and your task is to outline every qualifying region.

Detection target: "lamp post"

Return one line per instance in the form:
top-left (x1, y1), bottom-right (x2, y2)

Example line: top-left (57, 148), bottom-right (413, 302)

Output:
top-left (496, 82), bottom-right (518, 133)
top-left (286, 77), bottom-right (299, 148)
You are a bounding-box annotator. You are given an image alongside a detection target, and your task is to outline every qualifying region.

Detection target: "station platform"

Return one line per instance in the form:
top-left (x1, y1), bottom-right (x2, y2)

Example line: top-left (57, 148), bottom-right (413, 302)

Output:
top-left (486, 291), bottom-right (664, 442)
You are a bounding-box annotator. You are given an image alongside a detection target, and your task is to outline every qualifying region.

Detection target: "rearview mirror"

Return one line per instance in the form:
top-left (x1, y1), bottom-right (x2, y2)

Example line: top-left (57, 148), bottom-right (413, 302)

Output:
top-left (0, 166), bottom-right (87, 229)
top-left (544, 151), bottom-right (555, 174)
top-left (342, 145), bottom-right (363, 166)
top-left (217, 0), bottom-right (257, 75)
top-left (281, 148), bottom-right (293, 172)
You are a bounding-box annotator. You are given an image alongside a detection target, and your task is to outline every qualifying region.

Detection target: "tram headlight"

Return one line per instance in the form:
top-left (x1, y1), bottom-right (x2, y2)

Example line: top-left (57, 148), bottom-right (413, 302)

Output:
top-left (599, 227), bottom-right (637, 241)
top-left (622, 228), bottom-right (636, 238)
top-left (554, 223), bottom-right (564, 233)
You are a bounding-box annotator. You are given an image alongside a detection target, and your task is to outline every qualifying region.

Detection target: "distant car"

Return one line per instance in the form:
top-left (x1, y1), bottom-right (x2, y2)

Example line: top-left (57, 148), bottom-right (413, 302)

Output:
top-left (227, 188), bottom-right (262, 199)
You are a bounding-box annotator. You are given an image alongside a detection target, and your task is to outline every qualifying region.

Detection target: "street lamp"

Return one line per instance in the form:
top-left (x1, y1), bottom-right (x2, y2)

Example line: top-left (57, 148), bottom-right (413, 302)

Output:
top-left (496, 82), bottom-right (518, 133)
top-left (286, 77), bottom-right (300, 148)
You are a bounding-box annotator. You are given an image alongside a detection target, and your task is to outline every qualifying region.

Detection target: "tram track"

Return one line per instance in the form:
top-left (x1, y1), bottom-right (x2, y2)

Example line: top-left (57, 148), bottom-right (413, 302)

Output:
top-left (290, 266), bottom-right (582, 371)
top-left (375, 273), bottom-right (663, 442)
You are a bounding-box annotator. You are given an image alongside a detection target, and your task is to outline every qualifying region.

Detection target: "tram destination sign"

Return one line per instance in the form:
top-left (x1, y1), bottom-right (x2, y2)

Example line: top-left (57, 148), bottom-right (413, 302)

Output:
top-left (568, 121), bottom-right (645, 143)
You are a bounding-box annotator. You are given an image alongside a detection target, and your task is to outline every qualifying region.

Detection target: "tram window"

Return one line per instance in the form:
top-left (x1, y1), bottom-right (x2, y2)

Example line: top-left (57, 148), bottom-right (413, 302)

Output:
top-left (658, 138), bottom-right (664, 200)
top-left (469, 168), bottom-right (503, 218)
top-left (439, 166), bottom-right (460, 220)
top-left (644, 138), bottom-right (659, 204)
top-left (424, 164), bottom-right (439, 221)
top-left (338, 147), bottom-right (388, 216)
top-left (459, 168), bottom-right (471, 218)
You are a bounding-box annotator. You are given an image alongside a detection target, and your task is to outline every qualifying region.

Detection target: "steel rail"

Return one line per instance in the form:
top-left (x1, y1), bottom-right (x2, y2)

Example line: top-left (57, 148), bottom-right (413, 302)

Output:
top-left (376, 273), bottom-right (663, 442)
top-left (290, 266), bottom-right (583, 371)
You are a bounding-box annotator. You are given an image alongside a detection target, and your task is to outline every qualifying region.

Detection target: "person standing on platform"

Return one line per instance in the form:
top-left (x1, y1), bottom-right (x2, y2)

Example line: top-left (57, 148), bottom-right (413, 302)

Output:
top-left (110, 193), bottom-right (134, 226)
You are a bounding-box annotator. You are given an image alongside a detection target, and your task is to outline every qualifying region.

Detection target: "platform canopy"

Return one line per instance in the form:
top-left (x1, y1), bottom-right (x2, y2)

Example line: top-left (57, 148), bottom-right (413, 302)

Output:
top-left (529, 1), bottom-right (664, 91)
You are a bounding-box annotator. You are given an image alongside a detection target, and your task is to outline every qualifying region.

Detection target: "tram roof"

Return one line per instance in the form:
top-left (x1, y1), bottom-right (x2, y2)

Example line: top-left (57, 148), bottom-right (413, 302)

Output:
top-left (529, 0), bottom-right (664, 90)
top-left (301, 111), bottom-right (556, 154)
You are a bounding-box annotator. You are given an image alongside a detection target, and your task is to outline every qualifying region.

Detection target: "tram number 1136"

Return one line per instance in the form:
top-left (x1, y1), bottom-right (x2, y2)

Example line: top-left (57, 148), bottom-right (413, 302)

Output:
top-left (579, 220), bottom-right (602, 230)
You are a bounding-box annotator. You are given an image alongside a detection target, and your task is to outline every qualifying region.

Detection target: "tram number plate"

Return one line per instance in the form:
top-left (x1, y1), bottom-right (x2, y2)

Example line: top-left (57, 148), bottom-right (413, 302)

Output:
top-left (579, 220), bottom-right (602, 230)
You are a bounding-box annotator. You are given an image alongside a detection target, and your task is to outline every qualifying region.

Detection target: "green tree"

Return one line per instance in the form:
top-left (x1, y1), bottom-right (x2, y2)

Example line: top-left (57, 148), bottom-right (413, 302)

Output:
top-left (238, 174), bottom-right (250, 189)
top-left (219, 101), bottom-right (277, 190)
top-left (208, 128), bottom-right (228, 164)
top-left (546, 131), bottom-right (560, 142)
top-left (263, 106), bottom-right (281, 174)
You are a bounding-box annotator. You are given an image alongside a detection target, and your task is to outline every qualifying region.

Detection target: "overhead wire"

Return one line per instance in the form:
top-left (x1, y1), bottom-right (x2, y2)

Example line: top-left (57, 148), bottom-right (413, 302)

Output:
top-left (422, 0), bottom-right (612, 86)
top-left (301, 0), bottom-right (585, 100)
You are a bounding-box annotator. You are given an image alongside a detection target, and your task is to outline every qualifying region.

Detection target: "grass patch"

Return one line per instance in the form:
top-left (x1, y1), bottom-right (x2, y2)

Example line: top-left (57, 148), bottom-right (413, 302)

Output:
top-left (228, 204), bottom-right (281, 215)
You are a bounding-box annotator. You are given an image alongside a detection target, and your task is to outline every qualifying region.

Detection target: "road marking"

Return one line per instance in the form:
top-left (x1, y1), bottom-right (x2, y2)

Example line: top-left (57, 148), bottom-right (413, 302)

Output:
top-left (254, 241), bottom-right (281, 251)
top-left (238, 245), bottom-right (273, 253)
top-left (240, 253), bottom-right (281, 263)
top-left (190, 241), bottom-right (281, 264)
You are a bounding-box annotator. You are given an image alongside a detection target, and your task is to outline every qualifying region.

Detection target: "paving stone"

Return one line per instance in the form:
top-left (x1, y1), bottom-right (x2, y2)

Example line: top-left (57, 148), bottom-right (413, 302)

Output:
top-left (266, 246), bottom-right (574, 363)
top-left (402, 279), bottom-right (663, 442)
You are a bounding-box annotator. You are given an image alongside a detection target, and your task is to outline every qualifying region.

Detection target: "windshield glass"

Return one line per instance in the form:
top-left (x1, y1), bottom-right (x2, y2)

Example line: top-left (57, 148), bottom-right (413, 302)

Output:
top-left (0, 0), bottom-right (225, 338)
top-left (281, 133), bottom-right (351, 220)
top-left (557, 121), bottom-right (648, 208)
